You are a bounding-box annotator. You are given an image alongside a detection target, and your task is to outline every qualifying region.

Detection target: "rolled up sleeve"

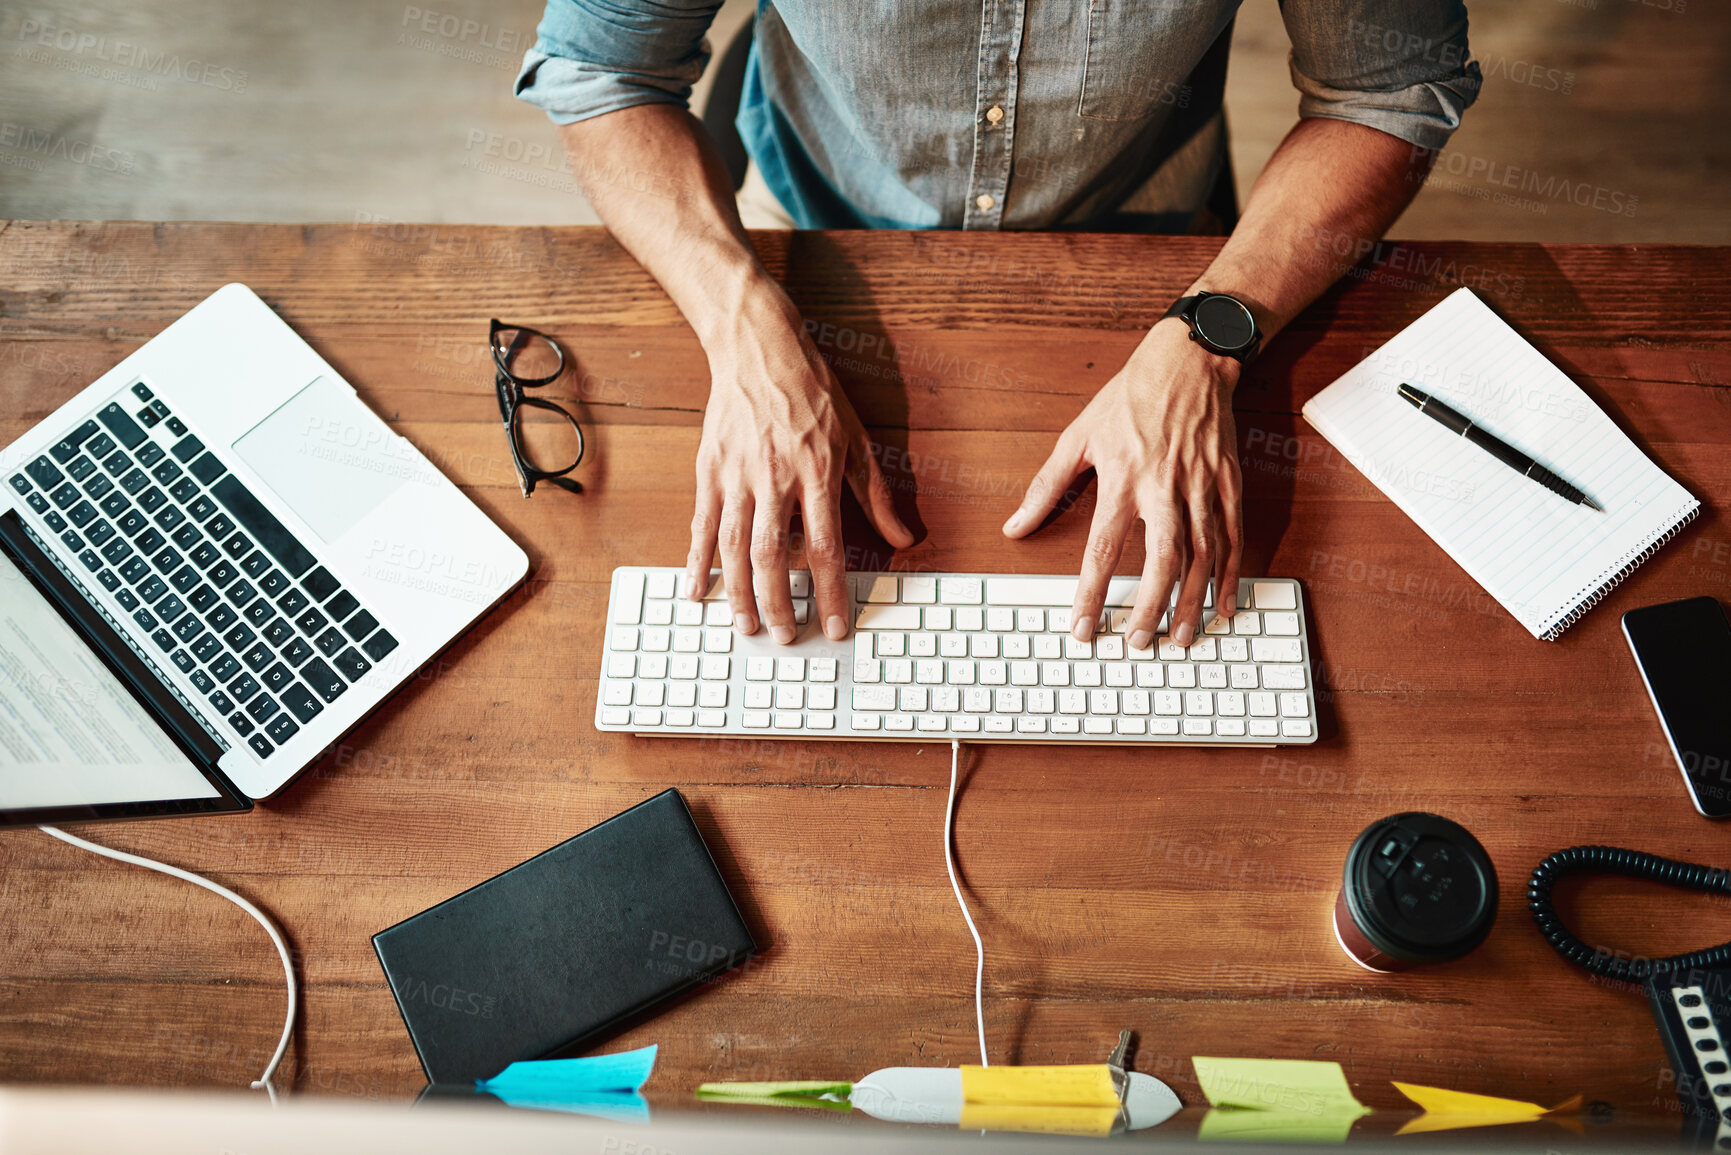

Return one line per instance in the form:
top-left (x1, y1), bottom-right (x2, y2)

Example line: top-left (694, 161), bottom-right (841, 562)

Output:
top-left (514, 0), bottom-right (721, 125)
top-left (1283, 0), bottom-right (1482, 151)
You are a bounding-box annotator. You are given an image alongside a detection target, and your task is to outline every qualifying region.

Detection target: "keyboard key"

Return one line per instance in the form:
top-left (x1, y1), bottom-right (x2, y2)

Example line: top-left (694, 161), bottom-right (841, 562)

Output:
top-left (190, 541), bottom-right (221, 569)
top-left (206, 512), bottom-right (235, 540)
top-left (187, 495), bottom-right (218, 522)
top-left (207, 603), bottom-right (238, 631)
top-left (229, 712), bottom-right (255, 737)
top-left (61, 530), bottom-right (84, 553)
top-left (7, 473), bottom-right (29, 495)
top-left (228, 673), bottom-right (261, 703)
top-left (155, 593), bottom-right (186, 622)
top-left (247, 694), bottom-right (280, 724)
top-left (281, 683), bottom-right (322, 722)
top-left (343, 609), bottom-right (378, 641)
top-left (77, 548), bottom-right (100, 572)
top-left (98, 403), bottom-right (148, 449)
top-left (173, 616), bottom-right (204, 643)
top-left (118, 468), bottom-right (149, 495)
top-left (100, 491), bottom-right (130, 519)
top-left (85, 519), bottom-right (115, 547)
top-left (243, 642), bottom-right (274, 672)
top-left (208, 560), bottom-right (239, 589)
top-left (301, 658), bottom-right (347, 703)
top-left (151, 459), bottom-right (183, 486)
top-left (114, 588), bottom-right (139, 611)
top-left (65, 454), bottom-right (96, 482)
top-left (361, 629), bottom-right (398, 662)
top-left (302, 565), bottom-right (340, 601)
top-left (131, 607), bottom-right (158, 633)
top-left (188, 583), bottom-right (218, 612)
top-left (276, 587), bottom-right (309, 616)
top-left (82, 474), bottom-right (114, 501)
top-left (240, 550), bottom-right (271, 578)
top-left (281, 637), bottom-right (314, 667)
top-left (209, 689), bottom-right (236, 713)
top-left (131, 382), bottom-right (154, 402)
top-left (43, 510), bottom-right (68, 534)
top-left (25, 456), bottom-right (65, 490)
top-left (222, 532), bottom-right (252, 560)
top-left (224, 622), bottom-right (257, 650)
top-left (265, 713), bottom-right (300, 746)
top-left (118, 556), bottom-right (150, 584)
top-left (136, 486), bottom-right (166, 514)
top-left (171, 433), bottom-right (205, 463)
top-left (192, 633), bottom-right (222, 663)
top-left (332, 647), bottom-right (371, 682)
top-left (315, 628), bottom-right (346, 657)
top-left (150, 628), bottom-right (174, 652)
top-left (244, 599), bottom-right (275, 627)
top-left (170, 648), bottom-right (195, 673)
top-left (151, 546), bottom-right (182, 574)
top-left (188, 668), bottom-right (214, 693)
top-left (325, 590), bottom-right (359, 622)
top-left (261, 617), bottom-right (294, 647)
top-left (49, 420), bottom-right (100, 464)
top-left (226, 578), bottom-right (257, 609)
top-left (247, 734), bottom-right (274, 759)
top-left (50, 482), bottom-right (80, 510)
top-left (96, 568), bottom-right (120, 592)
top-left (136, 406), bottom-right (161, 429)
top-left (135, 528), bottom-right (165, 556)
top-left (170, 565), bottom-right (200, 593)
top-left (262, 662), bottom-right (294, 693)
top-left (101, 450), bottom-right (131, 477)
top-left (189, 452), bottom-right (226, 485)
top-left (171, 525), bottom-right (202, 554)
top-left (153, 505), bottom-right (185, 532)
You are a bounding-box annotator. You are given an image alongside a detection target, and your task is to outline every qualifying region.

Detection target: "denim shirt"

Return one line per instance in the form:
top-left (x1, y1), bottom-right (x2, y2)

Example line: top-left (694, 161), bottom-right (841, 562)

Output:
top-left (516, 1), bottom-right (1480, 231)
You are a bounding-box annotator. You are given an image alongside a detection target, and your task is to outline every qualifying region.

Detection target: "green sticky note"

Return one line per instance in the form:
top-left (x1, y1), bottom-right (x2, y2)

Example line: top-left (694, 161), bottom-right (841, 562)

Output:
top-left (695, 1080), bottom-right (853, 1107)
top-left (1199, 1107), bottom-right (1362, 1144)
top-left (1192, 1058), bottom-right (1370, 1142)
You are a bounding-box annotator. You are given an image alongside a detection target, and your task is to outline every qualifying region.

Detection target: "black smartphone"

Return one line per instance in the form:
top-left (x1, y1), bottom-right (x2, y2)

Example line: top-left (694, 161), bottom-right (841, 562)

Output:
top-left (1623, 596), bottom-right (1731, 818)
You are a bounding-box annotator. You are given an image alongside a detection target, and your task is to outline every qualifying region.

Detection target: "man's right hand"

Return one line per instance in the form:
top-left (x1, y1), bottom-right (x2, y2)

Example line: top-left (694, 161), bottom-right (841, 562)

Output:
top-left (683, 280), bottom-right (913, 644)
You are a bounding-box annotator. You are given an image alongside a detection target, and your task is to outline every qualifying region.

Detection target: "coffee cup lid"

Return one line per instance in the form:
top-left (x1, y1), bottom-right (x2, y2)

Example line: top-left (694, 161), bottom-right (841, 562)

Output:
top-left (1342, 812), bottom-right (1497, 963)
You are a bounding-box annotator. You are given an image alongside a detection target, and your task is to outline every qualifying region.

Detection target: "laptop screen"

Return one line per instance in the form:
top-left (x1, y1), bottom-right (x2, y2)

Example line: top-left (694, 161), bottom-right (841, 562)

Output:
top-left (0, 549), bottom-right (219, 809)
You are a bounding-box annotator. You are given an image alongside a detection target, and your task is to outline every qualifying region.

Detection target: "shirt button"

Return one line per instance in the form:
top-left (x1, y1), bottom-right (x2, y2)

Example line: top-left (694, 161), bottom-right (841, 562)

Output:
top-left (975, 194), bottom-right (995, 211)
top-left (985, 105), bottom-right (1004, 125)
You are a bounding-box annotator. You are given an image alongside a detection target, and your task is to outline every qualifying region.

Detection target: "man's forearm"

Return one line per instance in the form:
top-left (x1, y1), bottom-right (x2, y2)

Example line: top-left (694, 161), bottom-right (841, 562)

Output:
top-left (1188, 118), bottom-right (1432, 341)
top-left (557, 104), bottom-right (787, 348)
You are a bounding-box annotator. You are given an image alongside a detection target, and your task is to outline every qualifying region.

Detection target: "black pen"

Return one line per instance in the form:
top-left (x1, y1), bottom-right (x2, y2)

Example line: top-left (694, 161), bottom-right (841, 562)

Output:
top-left (1397, 384), bottom-right (1603, 511)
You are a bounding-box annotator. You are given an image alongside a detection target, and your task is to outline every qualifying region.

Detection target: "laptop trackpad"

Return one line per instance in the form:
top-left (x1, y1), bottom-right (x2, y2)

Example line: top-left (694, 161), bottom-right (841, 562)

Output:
top-left (233, 376), bottom-right (413, 544)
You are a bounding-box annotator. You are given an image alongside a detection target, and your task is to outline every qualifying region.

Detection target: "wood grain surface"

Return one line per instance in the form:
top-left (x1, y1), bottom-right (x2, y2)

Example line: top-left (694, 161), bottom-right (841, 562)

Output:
top-left (1, 221), bottom-right (1730, 1116)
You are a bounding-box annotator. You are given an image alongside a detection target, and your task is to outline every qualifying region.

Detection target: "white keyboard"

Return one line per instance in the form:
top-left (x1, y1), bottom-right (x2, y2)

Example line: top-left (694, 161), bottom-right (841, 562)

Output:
top-left (595, 568), bottom-right (1318, 746)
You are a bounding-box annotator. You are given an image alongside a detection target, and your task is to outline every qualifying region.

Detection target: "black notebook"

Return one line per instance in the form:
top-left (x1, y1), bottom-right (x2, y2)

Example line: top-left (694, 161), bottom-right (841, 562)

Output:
top-left (373, 788), bottom-right (758, 1083)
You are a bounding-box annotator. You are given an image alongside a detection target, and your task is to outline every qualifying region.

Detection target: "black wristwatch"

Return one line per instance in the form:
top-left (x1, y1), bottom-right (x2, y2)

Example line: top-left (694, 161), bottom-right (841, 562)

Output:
top-left (1163, 291), bottom-right (1262, 364)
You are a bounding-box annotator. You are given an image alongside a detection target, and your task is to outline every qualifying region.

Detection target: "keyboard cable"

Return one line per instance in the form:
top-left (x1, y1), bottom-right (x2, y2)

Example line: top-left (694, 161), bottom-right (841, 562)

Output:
top-left (945, 738), bottom-right (988, 1066)
top-left (38, 824), bottom-right (297, 1103)
top-left (1529, 844), bottom-right (1731, 980)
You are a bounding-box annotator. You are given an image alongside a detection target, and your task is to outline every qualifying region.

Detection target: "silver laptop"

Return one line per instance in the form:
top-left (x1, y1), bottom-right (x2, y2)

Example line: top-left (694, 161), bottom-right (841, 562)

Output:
top-left (0, 284), bottom-right (528, 824)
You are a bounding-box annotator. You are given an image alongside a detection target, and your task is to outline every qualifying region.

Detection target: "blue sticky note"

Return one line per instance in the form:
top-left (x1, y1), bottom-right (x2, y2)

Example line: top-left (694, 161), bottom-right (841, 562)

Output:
top-left (478, 1044), bottom-right (658, 1099)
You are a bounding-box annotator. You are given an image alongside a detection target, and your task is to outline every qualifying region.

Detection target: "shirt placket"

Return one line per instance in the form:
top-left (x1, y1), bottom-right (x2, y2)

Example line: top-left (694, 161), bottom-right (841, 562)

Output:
top-left (963, 0), bottom-right (1025, 230)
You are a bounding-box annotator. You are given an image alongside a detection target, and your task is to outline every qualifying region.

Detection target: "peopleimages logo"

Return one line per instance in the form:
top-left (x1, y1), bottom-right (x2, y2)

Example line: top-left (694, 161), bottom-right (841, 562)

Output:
top-left (0, 123), bottom-right (134, 174)
top-left (16, 20), bottom-right (249, 92)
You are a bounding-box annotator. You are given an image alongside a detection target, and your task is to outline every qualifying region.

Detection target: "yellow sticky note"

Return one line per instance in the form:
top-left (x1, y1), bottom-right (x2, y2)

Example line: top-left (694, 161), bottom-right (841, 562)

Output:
top-left (1193, 1058), bottom-right (1370, 1118)
top-left (960, 1065), bottom-right (1121, 1107)
top-left (1392, 1082), bottom-right (1548, 1135)
top-left (959, 1103), bottom-right (1122, 1137)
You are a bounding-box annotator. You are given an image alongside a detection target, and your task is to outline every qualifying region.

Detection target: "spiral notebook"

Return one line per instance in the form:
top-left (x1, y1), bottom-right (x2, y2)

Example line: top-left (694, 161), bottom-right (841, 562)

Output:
top-left (1302, 288), bottom-right (1698, 640)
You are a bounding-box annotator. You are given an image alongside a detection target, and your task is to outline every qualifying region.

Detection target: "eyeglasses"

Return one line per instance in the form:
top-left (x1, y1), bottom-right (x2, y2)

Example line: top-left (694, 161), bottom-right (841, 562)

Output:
top-left (492, 319), bottom-right (585, 497)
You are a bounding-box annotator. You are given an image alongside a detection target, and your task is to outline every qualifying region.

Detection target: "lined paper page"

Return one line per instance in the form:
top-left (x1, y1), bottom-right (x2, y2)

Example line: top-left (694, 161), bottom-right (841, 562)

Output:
top-left (1302, 288), bottom-right (1697, 639)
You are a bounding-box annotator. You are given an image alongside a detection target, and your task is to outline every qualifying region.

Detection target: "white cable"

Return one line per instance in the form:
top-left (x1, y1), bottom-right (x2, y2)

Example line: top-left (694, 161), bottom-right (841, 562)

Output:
top-left (38, 824), bottom-right (296, 1101)
top-left (944, 739), bottom-right (987, 1067)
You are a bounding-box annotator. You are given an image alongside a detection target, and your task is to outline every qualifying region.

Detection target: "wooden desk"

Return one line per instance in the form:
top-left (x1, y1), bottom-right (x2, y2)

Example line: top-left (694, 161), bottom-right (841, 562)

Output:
top-left (1, 223), bottom-right (1728, 1112)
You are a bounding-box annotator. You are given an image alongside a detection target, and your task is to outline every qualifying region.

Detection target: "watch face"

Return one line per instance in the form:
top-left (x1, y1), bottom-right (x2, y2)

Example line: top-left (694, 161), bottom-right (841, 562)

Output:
top-left (1193, 295), bottom-right (1256, 352)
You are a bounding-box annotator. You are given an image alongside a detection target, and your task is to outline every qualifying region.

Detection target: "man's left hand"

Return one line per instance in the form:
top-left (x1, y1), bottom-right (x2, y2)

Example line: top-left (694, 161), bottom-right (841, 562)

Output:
top-left (1002, 318), bottom-right (1243, 650)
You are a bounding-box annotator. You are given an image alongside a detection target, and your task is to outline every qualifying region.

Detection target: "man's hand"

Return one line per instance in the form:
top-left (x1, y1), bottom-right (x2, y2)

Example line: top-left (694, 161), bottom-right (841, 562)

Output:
top-left (1003, 318), bottom-right (1243, 650)
top-left (684, 284), bottom-right (913, 644)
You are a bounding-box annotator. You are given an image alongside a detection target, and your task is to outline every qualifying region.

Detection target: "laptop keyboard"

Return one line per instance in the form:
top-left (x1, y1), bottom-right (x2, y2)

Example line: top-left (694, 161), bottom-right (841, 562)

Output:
top-left (7, 380), bottom-right (401, 761)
